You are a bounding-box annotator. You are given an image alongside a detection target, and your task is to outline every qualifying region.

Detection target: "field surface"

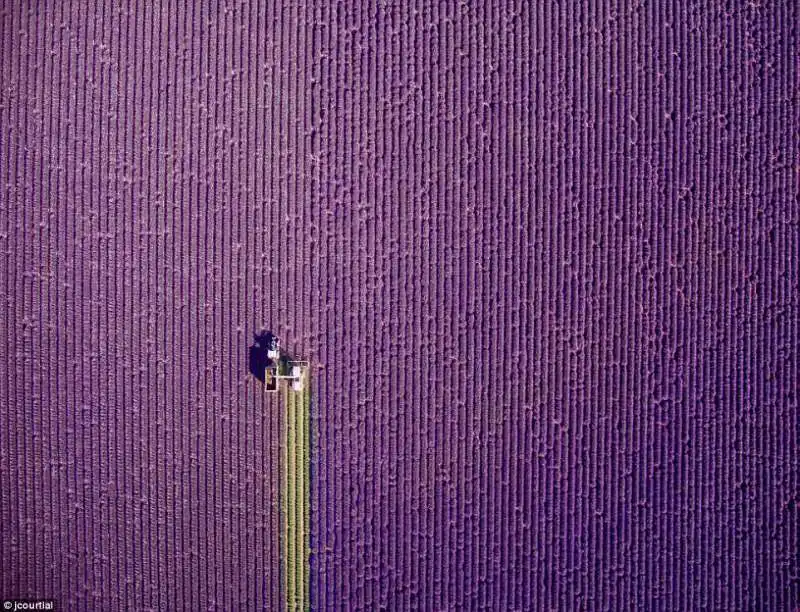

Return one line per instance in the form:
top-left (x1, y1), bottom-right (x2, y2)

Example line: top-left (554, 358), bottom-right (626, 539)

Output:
top-left (1, 2), bottom-right (798, 610)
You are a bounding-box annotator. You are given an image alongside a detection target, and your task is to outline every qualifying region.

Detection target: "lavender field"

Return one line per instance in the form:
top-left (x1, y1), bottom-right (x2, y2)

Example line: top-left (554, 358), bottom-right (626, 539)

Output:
top-left (1, 1), bottom-right (798, 610)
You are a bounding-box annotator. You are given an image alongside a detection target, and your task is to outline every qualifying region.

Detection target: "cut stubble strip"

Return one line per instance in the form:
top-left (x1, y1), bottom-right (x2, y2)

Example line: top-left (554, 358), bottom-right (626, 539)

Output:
top-left (281, 367), bottom-right (310, 611)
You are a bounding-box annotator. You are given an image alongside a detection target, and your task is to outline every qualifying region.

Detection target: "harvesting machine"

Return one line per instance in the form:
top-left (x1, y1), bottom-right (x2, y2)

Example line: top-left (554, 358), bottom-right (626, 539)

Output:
top-left (264, 336), bottom-right (308, 393)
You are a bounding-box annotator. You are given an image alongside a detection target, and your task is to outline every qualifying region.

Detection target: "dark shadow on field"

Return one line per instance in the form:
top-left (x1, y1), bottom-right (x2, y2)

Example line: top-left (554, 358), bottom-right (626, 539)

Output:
top-left (249, 330), bottom-right (276, 383)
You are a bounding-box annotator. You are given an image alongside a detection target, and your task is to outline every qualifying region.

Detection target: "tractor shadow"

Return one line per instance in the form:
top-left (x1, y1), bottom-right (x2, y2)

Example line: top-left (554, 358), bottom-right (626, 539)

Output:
top-left (249, 330), bottom-right (277, 384)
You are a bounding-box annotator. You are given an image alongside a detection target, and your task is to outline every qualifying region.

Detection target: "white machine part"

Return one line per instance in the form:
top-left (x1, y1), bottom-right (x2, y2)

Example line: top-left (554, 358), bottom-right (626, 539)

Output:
top-left (290, 362), bottom-right (307, 391)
